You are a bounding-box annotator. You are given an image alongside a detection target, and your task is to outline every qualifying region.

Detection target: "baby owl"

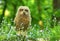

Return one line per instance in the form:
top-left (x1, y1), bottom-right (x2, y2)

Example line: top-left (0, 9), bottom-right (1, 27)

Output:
top-left (14, 6), bottom-right (31, 36)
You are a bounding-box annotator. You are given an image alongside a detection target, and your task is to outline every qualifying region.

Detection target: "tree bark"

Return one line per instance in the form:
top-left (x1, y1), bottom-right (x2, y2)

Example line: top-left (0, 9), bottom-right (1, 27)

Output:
top-left (53, 0), bottom-right (60, 9)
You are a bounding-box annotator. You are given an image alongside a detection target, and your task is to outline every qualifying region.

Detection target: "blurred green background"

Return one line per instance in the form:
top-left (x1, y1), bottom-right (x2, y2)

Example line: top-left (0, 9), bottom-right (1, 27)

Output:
top-left (0, 0), bottom-right (60, 41)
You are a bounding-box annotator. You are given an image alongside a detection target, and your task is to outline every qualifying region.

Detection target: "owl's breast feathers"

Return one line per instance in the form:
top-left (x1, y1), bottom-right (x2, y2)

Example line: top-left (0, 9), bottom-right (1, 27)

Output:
top-left (15, 15), bottom-right (30, 31)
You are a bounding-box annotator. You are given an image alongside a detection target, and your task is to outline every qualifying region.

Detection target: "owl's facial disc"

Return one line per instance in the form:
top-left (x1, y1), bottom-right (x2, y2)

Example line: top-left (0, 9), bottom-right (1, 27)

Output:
top-left (19, 8), bottom-right (29, 16)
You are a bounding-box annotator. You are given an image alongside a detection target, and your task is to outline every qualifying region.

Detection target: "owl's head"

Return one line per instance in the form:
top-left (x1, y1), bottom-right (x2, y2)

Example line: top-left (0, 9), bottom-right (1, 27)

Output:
top-left (16, 6), bottom-right (30, 16)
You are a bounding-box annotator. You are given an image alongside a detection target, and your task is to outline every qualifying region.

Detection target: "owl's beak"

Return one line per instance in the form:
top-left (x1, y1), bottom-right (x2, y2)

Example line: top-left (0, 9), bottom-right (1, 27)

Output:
top-left (23, 12), bottom-right (26, 15)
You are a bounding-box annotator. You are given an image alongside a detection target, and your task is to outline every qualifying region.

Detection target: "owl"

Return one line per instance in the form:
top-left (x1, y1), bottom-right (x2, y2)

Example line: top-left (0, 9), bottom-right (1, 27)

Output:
top-left (14, 6), bottom-right (31, 36)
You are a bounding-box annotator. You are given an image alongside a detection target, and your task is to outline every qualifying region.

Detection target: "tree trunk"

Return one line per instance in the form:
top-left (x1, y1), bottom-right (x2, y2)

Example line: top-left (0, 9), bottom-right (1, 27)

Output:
top-left (53, 0), bottom-right (60, 9)
top-left (0, 0), bottom-right (7, 26)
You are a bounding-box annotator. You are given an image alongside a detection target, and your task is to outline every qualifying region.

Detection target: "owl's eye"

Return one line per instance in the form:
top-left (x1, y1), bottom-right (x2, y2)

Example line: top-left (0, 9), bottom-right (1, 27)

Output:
top-left (19, 9), bottom-right (23, 11)
top-left (25, 9), bottom-right (28, 12)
